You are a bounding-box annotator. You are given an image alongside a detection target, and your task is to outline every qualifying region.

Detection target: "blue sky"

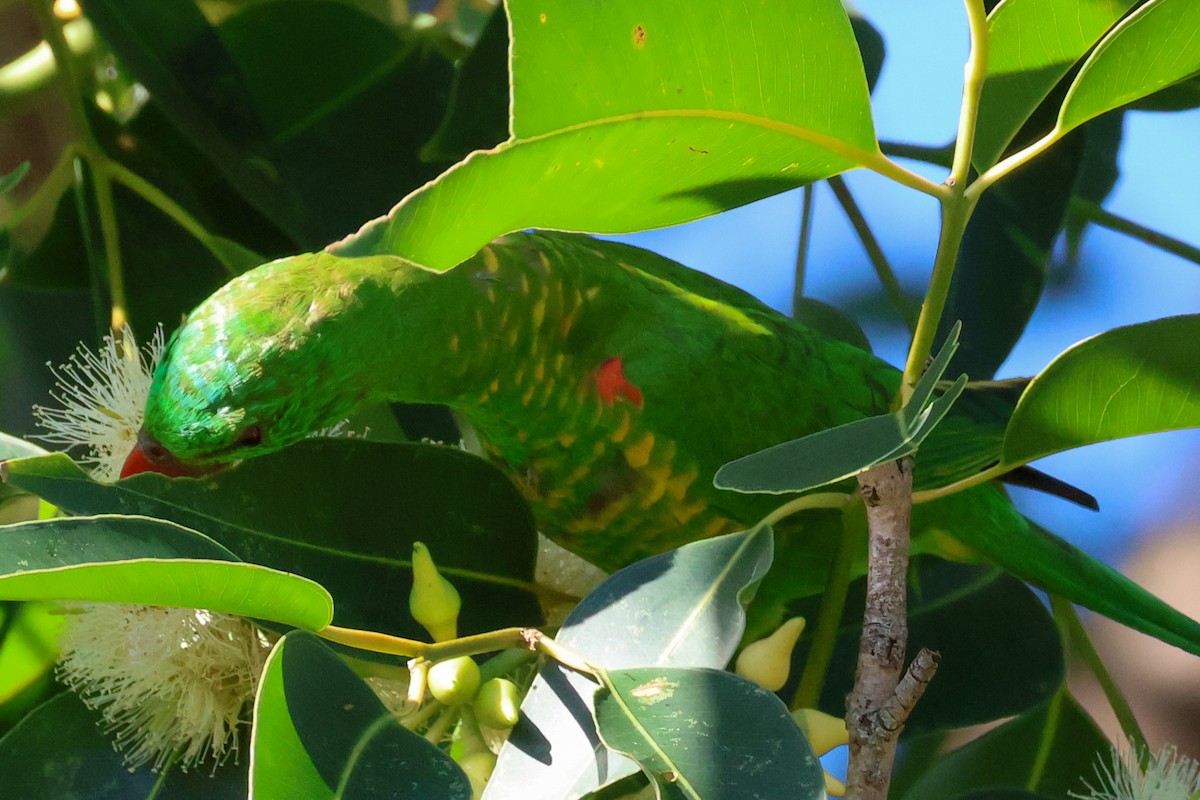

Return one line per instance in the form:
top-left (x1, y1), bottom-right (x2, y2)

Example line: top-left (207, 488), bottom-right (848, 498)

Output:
top-left (613, 4), bottom-right (1200, 564)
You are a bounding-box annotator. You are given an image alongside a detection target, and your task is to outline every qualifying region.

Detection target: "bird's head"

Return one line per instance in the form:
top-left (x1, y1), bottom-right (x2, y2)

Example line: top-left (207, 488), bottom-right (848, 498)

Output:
top-left (121, 252), bottom-right (372, 479)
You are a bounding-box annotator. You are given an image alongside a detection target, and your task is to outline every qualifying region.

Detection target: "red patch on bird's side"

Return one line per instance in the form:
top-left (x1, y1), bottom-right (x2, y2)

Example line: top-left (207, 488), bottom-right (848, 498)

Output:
top-left (595, 357), bottom-right (643, 407)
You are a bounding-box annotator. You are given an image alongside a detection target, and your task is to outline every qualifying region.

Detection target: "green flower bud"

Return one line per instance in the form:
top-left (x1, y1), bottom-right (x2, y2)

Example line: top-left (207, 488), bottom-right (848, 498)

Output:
top-left (427, 656), bottom-right (481, 706)
top-left (459, 750), bottom-right (497, 799)
top-left (474, 677), bottom-right (521, 730)
top-left (734, 616), bottom-right (806, 691)
top-left (409, 542), bottom-right (461, 642)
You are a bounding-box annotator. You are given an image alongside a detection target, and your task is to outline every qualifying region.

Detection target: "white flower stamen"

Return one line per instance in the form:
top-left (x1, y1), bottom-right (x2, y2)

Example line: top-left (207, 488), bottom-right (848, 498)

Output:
top-left (33, 325), bottom-right (164, 482)
top-left (56, 603), bottom-right (273, 772)
top-left (1073, 742), bottom-right (1200, 800)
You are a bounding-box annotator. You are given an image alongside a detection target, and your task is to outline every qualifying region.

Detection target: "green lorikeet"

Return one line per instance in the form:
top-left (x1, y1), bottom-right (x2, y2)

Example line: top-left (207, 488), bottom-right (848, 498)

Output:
top-left (122, 232), bottom-right (1200, 653)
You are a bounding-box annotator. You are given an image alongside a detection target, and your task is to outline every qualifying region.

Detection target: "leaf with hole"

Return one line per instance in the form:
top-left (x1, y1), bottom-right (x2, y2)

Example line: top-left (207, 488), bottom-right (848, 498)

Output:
top-left (594, 667), bottom-right (824, 800)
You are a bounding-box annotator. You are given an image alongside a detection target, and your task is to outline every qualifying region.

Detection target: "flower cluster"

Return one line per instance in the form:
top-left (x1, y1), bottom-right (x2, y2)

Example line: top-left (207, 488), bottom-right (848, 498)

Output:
top-left (32, 325), bottom-right (163, 482)
top-left (1073, 743), bottom-right (1200, 800)
top-left (57, 603), bottom-right (274, 771)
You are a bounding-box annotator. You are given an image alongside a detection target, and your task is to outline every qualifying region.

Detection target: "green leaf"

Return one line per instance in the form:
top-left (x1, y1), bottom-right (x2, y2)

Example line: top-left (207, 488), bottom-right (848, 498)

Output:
top-left (594, 667), bottom-right (824, 800)
top-left (715, 324), bottom-right (965, 494)
top-left (1129, 72), bottom-right (1200, 111)
top-left (793, 557), bottom-right (1062, 733)
top-left (1004, 315), bottom-right (1200, 465)
top-left (251, 632), bottom-right (471, 800)
top-left (973, 0), bottom-right (1137, 168)
top-left (0, 602), bottom-right (60, 707)
top-left (1065, 112), bottom-right (1124, 261)
top-left (0, 514), bottom-right (333, 630)
top-left (0, 692), bottom-right (249, 798)
top-left (922, 487), bottom-right (1200, 657)
top-left (899, 692), bottom-right (1108, 799)
top-left (2, 441), bottom-right (541, 640)
top-left (1057, 0), bottom-right (1200, 136)
top-left (333, 0), bottom-right (877, 270)
top-left (487, 527), bottom-right (773, 799)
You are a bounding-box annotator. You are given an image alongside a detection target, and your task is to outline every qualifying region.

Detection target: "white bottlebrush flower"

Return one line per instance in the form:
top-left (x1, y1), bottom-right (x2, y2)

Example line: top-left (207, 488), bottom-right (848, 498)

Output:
top-left (32, 325), bottom-right (164, 482)
top-left (57, 603), bottom-right (274, 771)
top-left (1073, 742), bottom-right (1200, 800)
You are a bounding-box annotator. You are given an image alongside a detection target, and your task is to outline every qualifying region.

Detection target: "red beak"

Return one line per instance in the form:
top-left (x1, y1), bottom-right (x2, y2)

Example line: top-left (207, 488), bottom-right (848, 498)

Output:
top-left (120, 430), bottom-right (212, 479)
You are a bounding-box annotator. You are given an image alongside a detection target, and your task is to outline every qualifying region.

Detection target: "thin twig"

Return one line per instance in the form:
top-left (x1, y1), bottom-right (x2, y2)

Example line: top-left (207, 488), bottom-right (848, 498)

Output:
top-left (1051, 596), bottom-right (1147, 752)
top-left (1072, 198), bottom-right (1200, 266)
top-left (792, 183), bottom-right (816, 310)
top-left (828, 176), bottom-right (918, 333)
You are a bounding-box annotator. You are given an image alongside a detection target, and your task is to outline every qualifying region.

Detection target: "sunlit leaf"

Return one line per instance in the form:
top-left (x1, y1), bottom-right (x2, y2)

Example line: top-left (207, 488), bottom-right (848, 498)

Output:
top-left (1004, 315), bottom-right (1200, 465)
top-left (1057, 0), bottom-right (1200, 136)
top-left (486, 527), bottom-right (773, 799)
top-left (0, 514), bottom-right (333, 630)
top-left (2, 441), bottom-right (541, 640)
top-left (251, 632), bottom-right (470, 799)
top-left (973, 0), bottom-right (1137, 168)
top-left (594, 667), bottom-right (824, 800)
top-left (333, 0), bottom-right (877, 270)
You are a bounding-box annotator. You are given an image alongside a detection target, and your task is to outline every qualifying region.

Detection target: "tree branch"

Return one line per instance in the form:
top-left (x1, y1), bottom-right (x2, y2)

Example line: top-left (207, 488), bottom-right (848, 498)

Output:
top-left (845, 458), bottom-right (939, 799)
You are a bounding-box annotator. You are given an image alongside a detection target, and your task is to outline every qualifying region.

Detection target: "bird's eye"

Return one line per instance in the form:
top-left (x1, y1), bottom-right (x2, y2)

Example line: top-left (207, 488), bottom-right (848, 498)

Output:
top-left (235, 426), bottom-right (263, 449)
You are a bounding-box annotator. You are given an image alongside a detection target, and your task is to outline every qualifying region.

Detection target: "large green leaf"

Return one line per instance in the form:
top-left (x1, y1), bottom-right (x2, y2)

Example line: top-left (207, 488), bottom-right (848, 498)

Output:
top-left (715, 324), bottom-right (965, 494)
top-left (333, 0), bottom-right (877, 269)
top-left (973, 0), bottom-right (1137, 168)
top-left (899, 692), bottom-right (1108, 799)
top-left (1056, 0), bottom-right (1200, 136)
top-left (486, 527), bottom-right (773, 799)
top-left (921, 487), bottom-right (1200, 656)
top-left (251, 632), bottom-right (470, 799)
top-left (791, 557), bottom-right (1062, 733)
top-left (0, 515), bottom-right (333, 630)
top-left (0, 693), bottom-right (248, 798)
top-left (594, 667), bottom-right (824, 800)
top-left (1004, 315), bottom-right (1200, 465)
top-left (3, 440), bottom-right (541, 639)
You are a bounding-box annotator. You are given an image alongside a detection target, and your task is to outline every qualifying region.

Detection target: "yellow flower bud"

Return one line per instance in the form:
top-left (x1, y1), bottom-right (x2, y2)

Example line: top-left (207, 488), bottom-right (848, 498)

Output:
top-left (791, 707), bottom-right (849, 756)
top-left (409, 542), bottom-right (461, 642)
top-left (734, 617), bottom-right (806, 691)
top-left (474, 677), bottom-right (521, 730)
top-left (459, 750), bottom-right (497, 799)
top-left (427, 656), bottom-right (481, 706)
top-left (824, 772), bottom-right (846, 796)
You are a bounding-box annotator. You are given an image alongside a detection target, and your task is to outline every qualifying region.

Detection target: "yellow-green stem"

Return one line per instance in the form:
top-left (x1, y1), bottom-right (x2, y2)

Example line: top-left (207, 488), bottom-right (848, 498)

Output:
top-left (900, 194), bottom-right (978, 403)
top-left (791, 502), bottom-right (860, 710)
top-left (317, 625), bottom-right (599, 679)
top-left (949, 0), bottom-right (990, 188)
